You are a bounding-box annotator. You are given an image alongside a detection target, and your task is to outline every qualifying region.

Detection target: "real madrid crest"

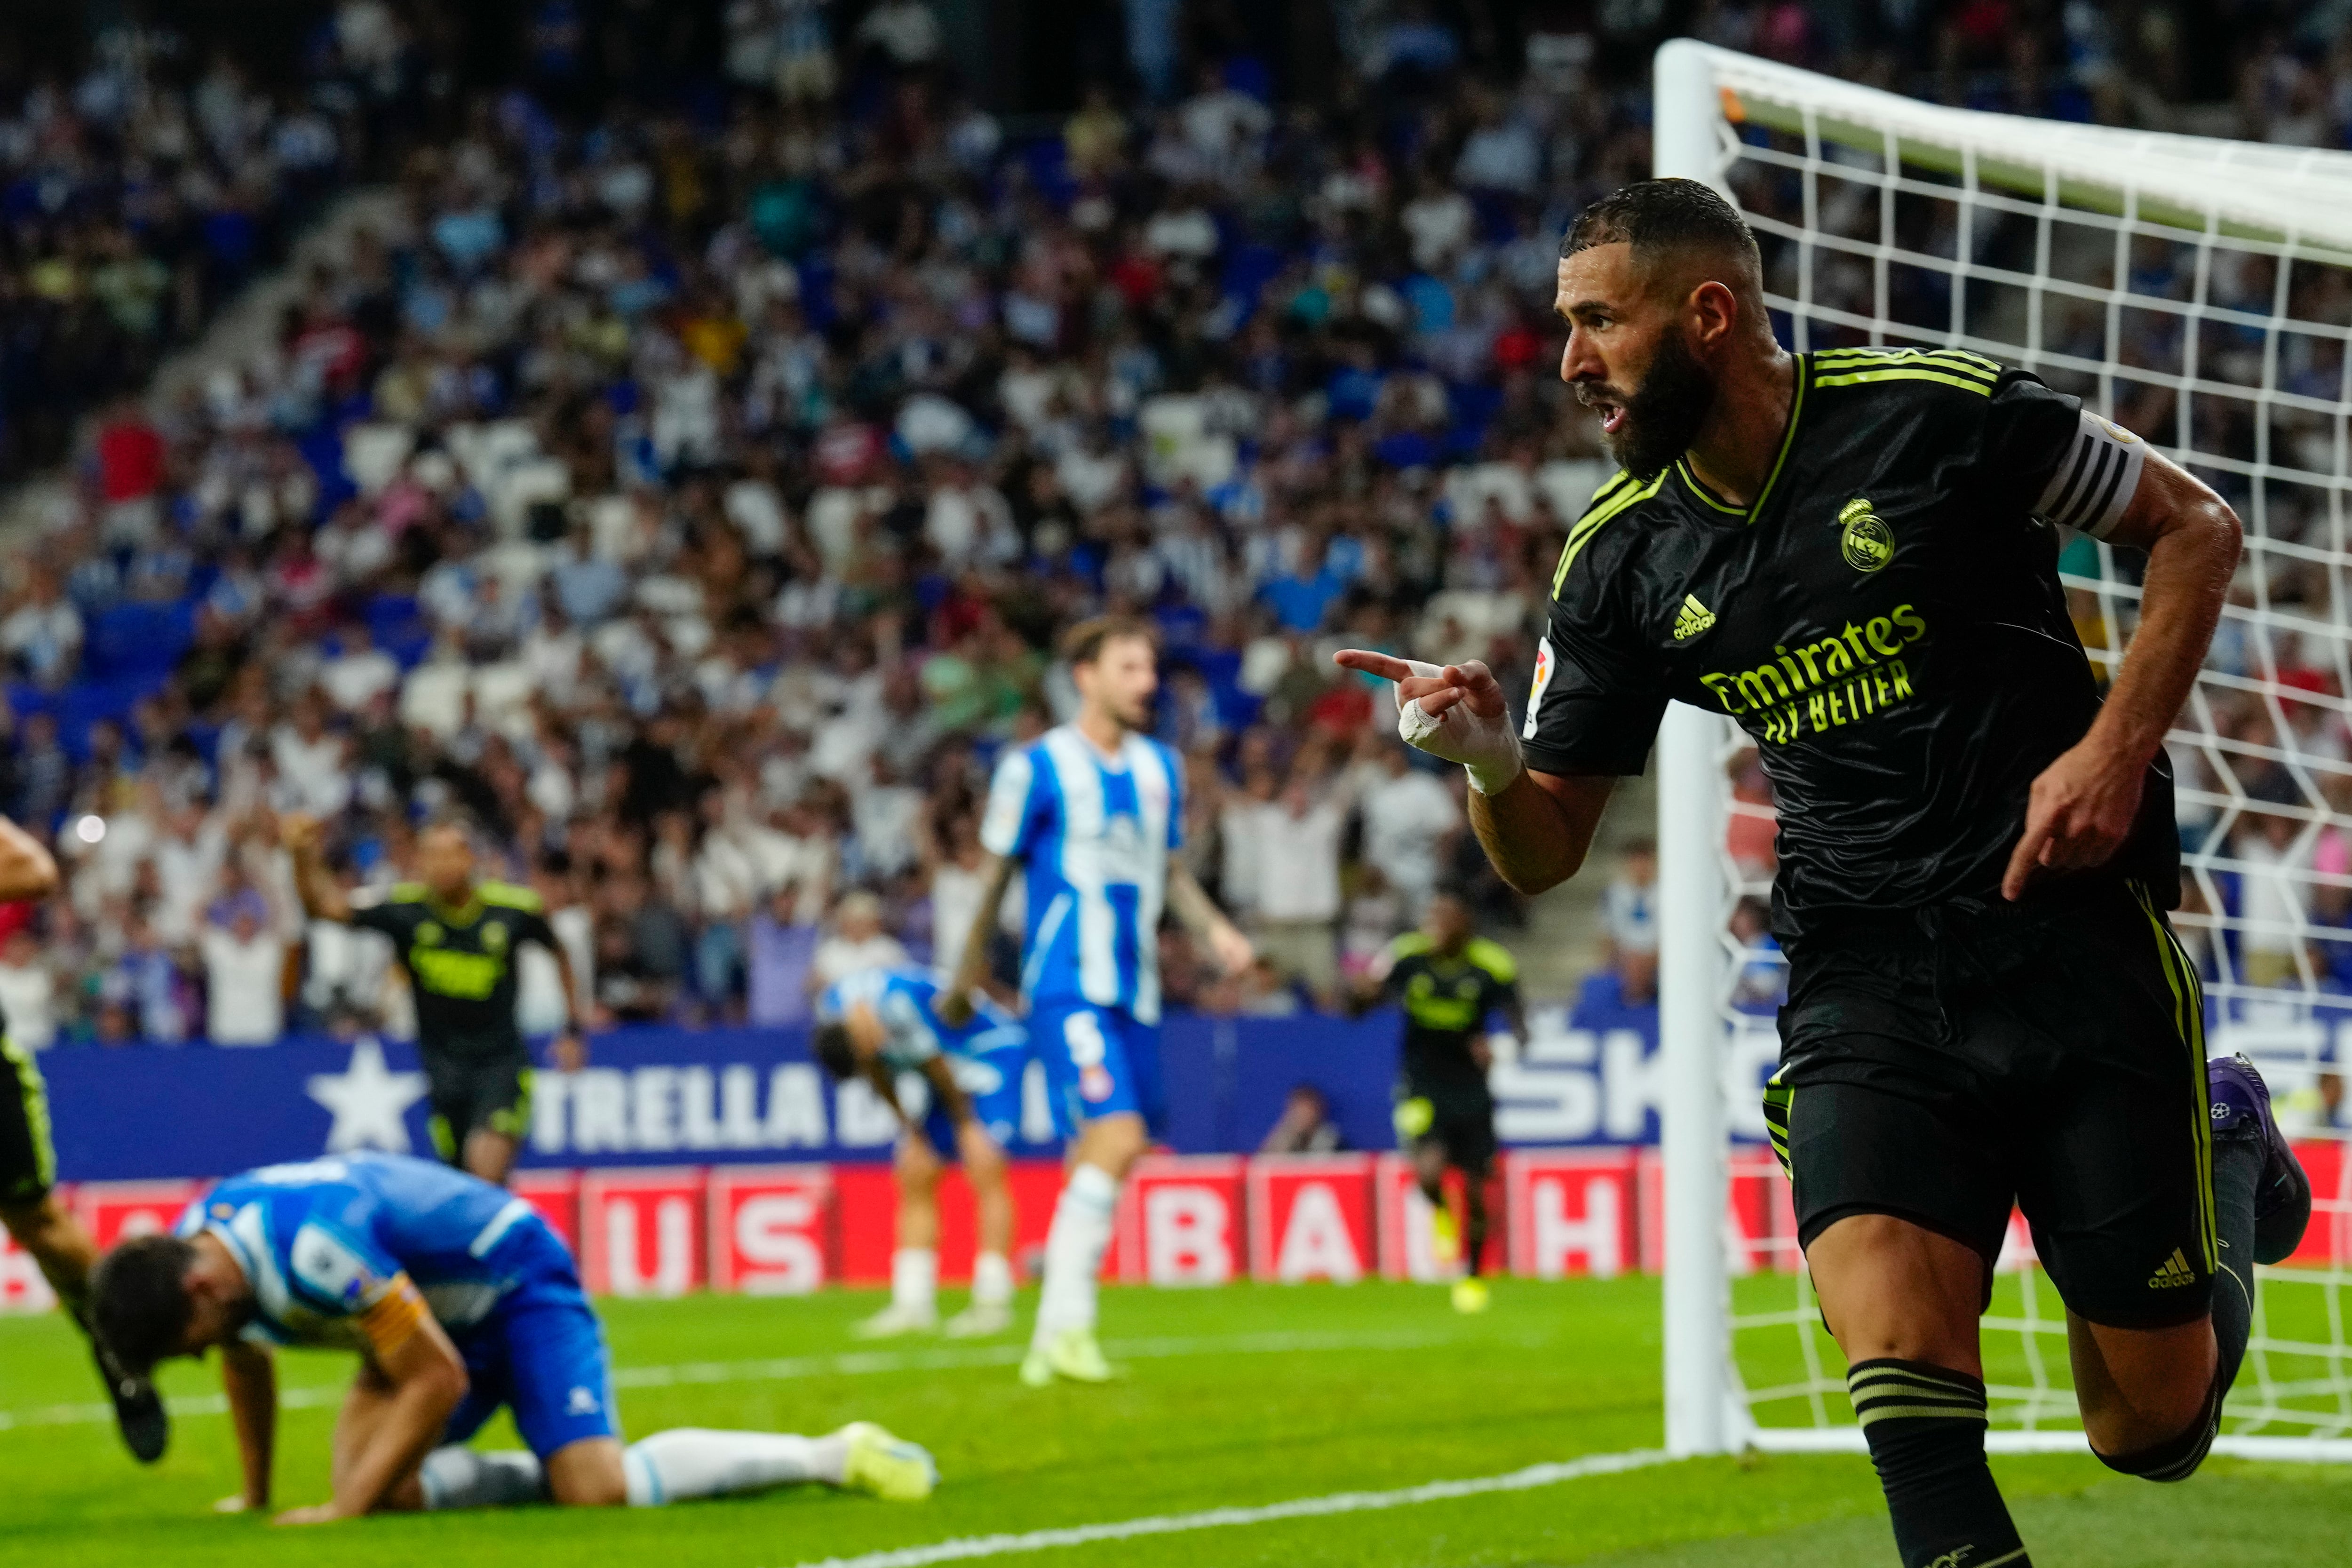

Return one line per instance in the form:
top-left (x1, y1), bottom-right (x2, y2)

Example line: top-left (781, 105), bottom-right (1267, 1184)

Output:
top-left (1838, 496), bottom-right (1893, 573)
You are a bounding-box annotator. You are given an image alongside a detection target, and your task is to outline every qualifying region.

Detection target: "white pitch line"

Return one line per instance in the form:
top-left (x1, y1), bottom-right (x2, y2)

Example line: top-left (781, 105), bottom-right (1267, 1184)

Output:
top-left (782, 1449), bottom-right (1679, 1568)
top-left (0, 1327), bottom-right (1492, 1434)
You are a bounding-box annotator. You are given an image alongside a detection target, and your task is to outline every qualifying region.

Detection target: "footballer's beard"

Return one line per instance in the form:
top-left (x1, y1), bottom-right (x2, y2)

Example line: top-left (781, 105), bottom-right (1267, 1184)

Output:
top-left (1587, 331), bottom-right (1718, 483)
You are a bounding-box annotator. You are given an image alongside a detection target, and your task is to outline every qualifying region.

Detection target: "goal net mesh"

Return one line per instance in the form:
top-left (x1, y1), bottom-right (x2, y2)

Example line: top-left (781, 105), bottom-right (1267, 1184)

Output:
top-left (1667, 47), bottom-right (2352, 1453)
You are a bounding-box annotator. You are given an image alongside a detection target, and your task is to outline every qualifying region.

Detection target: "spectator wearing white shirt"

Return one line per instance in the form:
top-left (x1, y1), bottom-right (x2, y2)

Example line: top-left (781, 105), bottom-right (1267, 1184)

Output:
top-left (320, 621), bottom-right (400, 712)
top-left (203, 904), bottom-right (287, 1045)
top-left (1359, 742), bottom-right (1461, 916)
top-left (691, 795), bottom-right (760, 1017)
top-left (0, 929), bottom-right (57, 1049)
top-left (1602, 839), bottom-right (1659, 960)
top-left (270, 693), bottom-right (353, 818)
top-left (1251, 776), bottom-right (1347, 1004)
top-left (2235, 810), bottom-right (2311, 989)
top-left (0, 570), bottom-right (84, 687)
top-left (808, 890), bottom-right (911, 995)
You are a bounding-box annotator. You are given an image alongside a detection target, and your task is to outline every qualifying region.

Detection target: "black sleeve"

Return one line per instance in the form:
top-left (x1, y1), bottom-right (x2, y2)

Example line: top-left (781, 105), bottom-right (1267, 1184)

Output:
top-left (1518, 608), bottom-right (1670, 778)
top-left (348, 900), bottom-right (408, 942)
top-left (512, 909), bottom-right (561, 953)
top-left (1976, 371), bottom-right (2084, 521)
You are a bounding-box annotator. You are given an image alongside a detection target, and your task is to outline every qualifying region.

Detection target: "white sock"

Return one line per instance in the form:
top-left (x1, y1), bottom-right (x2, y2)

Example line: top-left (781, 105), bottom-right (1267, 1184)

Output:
top-left (1032, 1163), bottom-right (1118, 1345)
top-left (971, 1250), bottom-right (1015, 1307)
top-left (622, 1429), bottom-right (847, 1506)
top-left (891, 1247), bottom-right (938, 1313)
top-left (419, 1446), bottom-right (547, 1510)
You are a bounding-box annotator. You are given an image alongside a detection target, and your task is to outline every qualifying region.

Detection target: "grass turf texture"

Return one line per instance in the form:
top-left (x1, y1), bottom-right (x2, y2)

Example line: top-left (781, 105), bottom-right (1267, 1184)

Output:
top-left (3, 1278), bottom-right (2347, 1567)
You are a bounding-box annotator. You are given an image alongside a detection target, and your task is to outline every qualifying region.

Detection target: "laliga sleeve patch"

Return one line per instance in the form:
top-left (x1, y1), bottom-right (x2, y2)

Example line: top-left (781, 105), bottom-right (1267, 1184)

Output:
top-left (2034, 409), bottom-right (2147, 540)
top-left (290, 1221), bottom-right (389, 1312)
top-left (1521, 637), bottom-right (1557, 741)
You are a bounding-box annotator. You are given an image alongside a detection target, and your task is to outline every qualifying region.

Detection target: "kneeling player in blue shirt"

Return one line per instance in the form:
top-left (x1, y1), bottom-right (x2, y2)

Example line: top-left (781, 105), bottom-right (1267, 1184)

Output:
top-left (88, 1154), bottom-right (935, 1522)
top-left (814, 966), bottom-right (1028, 1339)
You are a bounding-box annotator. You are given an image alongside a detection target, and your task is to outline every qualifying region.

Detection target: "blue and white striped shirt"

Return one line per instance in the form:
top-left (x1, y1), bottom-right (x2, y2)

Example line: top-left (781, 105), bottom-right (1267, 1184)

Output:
top-left (979, 724), bottom-right (1184, 1024)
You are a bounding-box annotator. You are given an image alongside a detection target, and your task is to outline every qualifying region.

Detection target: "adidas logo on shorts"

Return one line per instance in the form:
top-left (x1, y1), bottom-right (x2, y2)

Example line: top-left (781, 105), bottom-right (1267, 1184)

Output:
top-left (2147, 1248), bottom-right (2198, 1289)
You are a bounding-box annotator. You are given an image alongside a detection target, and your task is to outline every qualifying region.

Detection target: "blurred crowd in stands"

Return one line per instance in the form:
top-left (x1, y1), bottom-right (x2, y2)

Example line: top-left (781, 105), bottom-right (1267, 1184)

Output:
top-left (0, 0), bottom-right (2344, 1047)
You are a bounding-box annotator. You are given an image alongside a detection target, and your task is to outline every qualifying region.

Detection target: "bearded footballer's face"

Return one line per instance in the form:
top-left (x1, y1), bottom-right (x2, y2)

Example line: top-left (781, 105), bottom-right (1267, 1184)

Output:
top-left (1556, 242), bottom-right (1721, 483)
top-left (417, 825), bottom-right (476, 903)
top-left (1075, 634), bottom-right (1159, 735)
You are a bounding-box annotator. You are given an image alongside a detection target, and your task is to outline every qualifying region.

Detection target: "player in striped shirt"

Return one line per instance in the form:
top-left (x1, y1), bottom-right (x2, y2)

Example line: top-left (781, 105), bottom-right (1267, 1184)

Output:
top-left (88, 1154), bottom-right (935, 1520)
top-left (941, 616), bottom-right (1253, 1385)
top-left (814, 965), bottom-right (1030, 1338)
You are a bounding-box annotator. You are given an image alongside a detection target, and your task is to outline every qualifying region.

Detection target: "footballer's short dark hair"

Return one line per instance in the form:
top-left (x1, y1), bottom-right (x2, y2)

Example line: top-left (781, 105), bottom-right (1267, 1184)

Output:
top-left (90, 1235), bottom-right (199, 1375)
top-left (1059, 614), bottom-right (1159, 668)
top-left (812, 1021), bottom-right (858, 1082)
top-left (1561, 177), bottom-right (1764, 291)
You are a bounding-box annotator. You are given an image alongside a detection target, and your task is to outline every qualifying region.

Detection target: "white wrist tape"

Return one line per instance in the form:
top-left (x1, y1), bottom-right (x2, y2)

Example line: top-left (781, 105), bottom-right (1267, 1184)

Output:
top-left (1391, 658), bottom-right (1524, 796)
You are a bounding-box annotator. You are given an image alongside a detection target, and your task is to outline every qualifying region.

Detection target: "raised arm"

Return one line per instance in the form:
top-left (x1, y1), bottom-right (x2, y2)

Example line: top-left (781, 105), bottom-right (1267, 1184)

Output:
top-left (1334, 651), bottom-right (1617, 896)
top-left (935, 852), bottom-right (1017, 1027)
top-left (2001, 449), bottom-right (2241, 899)
top-left (220, 1339), bottom-right (277, 1515)
top-left (278, 814), bottom-right (352, 923)
top-left (1166, 859), bottom-right (1253, 976)
top-left (0, 813), bottom-right (59, 903)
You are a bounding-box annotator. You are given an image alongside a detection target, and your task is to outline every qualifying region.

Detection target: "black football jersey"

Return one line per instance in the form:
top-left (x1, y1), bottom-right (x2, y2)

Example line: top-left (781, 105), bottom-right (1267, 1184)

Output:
top-left (1378, 933), bottom-right (1520, 1097)
top-left (1522, 347), bottom-right (2177, 939)
top-left (351, 881), bottom-right (560, 1058)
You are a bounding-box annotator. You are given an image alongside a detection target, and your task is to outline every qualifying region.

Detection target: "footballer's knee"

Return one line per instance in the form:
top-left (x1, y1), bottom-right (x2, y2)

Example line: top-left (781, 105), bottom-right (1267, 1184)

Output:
top-left (546, 1438), bottom-right (628, 1506)
top-left (1074, 1112), bottom-right (1147, 1177)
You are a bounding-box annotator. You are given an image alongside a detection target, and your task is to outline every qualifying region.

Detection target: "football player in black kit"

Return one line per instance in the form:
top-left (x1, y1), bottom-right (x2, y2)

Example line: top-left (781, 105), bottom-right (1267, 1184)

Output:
top-left (1340, 179), bottom-right (2309, 1568)
top-left (0, 811), bottom-right (168, 1461)
top-left (286, 814), bottom-right (584, 1186)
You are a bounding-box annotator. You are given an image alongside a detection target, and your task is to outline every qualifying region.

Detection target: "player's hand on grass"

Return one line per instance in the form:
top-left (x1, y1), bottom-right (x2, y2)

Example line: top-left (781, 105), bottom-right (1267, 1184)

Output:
top-left (2002, 735), bottom-right (2148, 900)
top-left (271, 1503), bottom-right (347, 1525)
top-left (1332, 651), bottom-right (1523, 794)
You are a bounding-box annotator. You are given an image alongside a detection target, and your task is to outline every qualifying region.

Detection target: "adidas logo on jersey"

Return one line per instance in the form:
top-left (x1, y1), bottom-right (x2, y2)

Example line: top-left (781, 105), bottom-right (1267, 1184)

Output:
top-left (2148, 1248), bottom-right (2198, 1289)
top-left (1672, 594), bottom-right (1716, 641)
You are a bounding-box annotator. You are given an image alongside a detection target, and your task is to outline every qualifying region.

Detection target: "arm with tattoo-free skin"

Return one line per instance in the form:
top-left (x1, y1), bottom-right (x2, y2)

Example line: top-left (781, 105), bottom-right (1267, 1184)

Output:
top-left (2001, 451), bottom-right (2240, 899)
top-left (1166, 859), bottom-right (1253, 975)
top-left (935, 852), bottom-right (1019, 1028)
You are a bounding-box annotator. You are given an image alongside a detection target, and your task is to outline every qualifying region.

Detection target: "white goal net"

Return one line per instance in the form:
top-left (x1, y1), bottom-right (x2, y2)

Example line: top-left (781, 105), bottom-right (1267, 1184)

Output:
top-left (1650, 40), bottom-right (2352, 1462)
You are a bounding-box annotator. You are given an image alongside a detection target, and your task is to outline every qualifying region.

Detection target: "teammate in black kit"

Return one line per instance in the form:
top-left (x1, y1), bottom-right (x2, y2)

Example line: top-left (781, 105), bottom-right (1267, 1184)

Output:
top-left (286, 816), bottom-right (584, 1186)
top-left (1352, 889), bottom-right (1524, 1313)
top-left (0, 811), bottom-right (168, 1462)
top-left (1340, 180), bottom-right (2310, 1568)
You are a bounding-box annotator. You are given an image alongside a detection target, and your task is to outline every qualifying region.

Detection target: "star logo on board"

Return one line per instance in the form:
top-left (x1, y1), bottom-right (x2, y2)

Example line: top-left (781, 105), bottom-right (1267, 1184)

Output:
top-left (306, 1038), bottom-right (428, 1154)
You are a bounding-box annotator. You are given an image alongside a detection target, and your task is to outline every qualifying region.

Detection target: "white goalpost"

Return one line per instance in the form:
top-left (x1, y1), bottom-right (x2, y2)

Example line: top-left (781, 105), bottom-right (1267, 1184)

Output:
top-left (1651, 38), bottom-right (2352, 1463)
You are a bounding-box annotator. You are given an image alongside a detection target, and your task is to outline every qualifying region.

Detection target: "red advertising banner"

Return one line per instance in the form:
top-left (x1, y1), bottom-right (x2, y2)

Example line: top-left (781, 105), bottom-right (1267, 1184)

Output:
top-left (1373, 1154), bottom-right (1503, 1281)
top-left (708, 1166), bottom-right (834, 1295)
top-left (1247, 1154), bottom-right (1376, 1284)
top-left (1505, 1149), bottom-right (1638, 1280)
top-left (580, 1168), bottom-right (707, 1297)
top-left (1115, 1154), bottom-right (1247, 1285)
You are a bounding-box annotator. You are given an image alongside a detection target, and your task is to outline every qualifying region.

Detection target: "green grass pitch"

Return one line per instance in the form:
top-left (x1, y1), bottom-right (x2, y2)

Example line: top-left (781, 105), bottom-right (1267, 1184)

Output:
top-left (4, 1278), bottom-right (2347, 1566)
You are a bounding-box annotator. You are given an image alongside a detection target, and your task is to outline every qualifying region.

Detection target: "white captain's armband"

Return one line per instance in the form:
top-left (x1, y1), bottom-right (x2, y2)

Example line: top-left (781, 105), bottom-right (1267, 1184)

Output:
top-left (2034, 409), bottom-right (2147, 540)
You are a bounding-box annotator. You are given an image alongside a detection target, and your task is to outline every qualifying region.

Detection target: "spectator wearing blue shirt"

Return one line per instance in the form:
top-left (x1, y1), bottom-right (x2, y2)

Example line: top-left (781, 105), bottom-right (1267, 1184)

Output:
top-left (1258, 534), bottom-right (1351, 633)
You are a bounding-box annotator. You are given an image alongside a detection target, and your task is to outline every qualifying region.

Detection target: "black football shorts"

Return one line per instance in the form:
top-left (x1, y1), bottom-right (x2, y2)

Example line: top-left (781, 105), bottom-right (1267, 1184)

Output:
top-left (1764, 879), bottom-right (2216, 1330)
top-left (425, 1049), bottom-right (535, 1163)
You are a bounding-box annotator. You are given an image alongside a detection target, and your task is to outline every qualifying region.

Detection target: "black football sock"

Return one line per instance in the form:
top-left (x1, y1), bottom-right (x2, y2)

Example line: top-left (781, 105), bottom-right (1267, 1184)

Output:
top-left (1848, 1359), bottom-right (2030, 1568)
top-left (2101, 1133), bottom-right (2263, 1482)
top-left (2209, 1131), bottom-right (2262, 1399)
top-left (1462, 1185), bottom-right (1489, 1280)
